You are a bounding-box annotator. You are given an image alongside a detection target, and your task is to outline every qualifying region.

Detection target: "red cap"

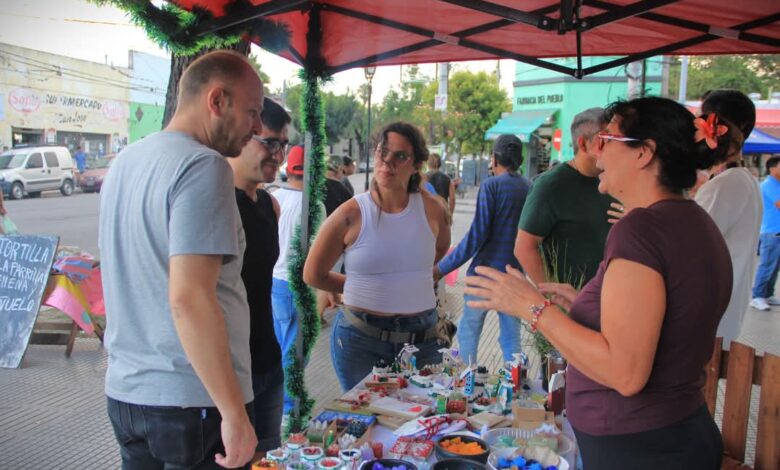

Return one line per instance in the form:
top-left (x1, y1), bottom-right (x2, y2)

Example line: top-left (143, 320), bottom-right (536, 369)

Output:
top-left (287, 145), bottom-right (304, 175)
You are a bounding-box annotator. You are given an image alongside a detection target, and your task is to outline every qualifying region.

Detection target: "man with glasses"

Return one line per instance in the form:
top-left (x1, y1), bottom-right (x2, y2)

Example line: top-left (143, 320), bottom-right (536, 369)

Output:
top-left (228, 97), bottom-right (290, 457)
top-left (515, 107), bottom-right (616, 288)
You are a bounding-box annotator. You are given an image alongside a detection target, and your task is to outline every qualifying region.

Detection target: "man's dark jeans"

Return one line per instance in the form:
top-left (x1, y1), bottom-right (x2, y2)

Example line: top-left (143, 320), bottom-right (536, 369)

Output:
top-left (107, 397), bottom-right (254, 470)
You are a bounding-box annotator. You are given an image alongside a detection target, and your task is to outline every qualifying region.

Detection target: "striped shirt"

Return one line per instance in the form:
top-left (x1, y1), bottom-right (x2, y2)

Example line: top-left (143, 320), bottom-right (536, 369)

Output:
top-left (438, 172), bottom-right (531, 277)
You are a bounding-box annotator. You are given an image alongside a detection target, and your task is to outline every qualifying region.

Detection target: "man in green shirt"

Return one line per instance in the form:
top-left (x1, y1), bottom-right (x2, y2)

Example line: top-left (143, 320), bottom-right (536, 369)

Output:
top-left (515, 107), bottom-right (616, 286)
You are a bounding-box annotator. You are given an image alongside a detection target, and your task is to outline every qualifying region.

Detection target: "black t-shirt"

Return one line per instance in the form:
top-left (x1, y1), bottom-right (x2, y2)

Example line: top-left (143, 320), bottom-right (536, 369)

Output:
top-left (341, 176), bottom-right (355, 197)
top-left (324, 178), bottom-right (352, 216)
top-left (235, 188), bottom-right (281, 375)
top-left (426, 171), bottom-right (451, 202)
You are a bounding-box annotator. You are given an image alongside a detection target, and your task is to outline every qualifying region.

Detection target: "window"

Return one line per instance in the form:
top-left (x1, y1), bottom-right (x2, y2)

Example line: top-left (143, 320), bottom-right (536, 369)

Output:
top-left (27, 153), bottom-right (43, 169)
top-left (44, 152), bottom-right (59, 167)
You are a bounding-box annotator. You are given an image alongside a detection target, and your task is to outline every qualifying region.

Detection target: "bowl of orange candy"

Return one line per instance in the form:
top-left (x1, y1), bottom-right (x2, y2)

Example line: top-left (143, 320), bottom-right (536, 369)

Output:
top-left (435, 435), bottom-right (490, 464)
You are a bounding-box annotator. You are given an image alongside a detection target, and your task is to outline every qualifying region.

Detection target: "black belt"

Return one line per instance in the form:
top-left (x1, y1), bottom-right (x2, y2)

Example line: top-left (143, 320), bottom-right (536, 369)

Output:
top-left (342, 307), bottom-right (438, 344)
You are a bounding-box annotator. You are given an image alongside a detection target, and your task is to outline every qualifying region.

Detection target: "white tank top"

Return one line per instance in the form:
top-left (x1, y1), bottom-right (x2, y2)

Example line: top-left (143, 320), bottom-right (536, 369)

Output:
top-left (343, 192), bottom-right (437, 314)
top-left (272, 187), bottom-right (303, 281)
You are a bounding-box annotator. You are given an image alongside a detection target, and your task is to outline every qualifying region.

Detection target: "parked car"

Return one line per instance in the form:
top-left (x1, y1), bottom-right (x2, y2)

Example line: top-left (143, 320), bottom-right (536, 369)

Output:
top-left (78, 155), bottom-right (115, 193)
top-left (356, 160), bottom-right (374, 174)
top-left (0, 145), bottom-right (76, 199)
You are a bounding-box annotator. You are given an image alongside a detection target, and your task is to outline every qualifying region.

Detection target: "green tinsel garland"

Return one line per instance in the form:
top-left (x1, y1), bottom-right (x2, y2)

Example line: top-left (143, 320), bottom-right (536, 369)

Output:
top-left (283, 66), bottom-right (329, 435)
top-left (90, 0), bottom-right (290, 55)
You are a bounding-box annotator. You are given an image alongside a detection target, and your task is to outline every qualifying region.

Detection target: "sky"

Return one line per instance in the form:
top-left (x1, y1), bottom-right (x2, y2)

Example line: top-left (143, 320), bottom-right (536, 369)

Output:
top-left (0, 0), bottom-right (517, 101)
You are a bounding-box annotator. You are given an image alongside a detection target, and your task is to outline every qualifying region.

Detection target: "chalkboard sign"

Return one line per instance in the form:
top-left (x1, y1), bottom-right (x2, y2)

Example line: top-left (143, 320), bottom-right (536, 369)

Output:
top-left (0, 234), bottom-right (59, 368)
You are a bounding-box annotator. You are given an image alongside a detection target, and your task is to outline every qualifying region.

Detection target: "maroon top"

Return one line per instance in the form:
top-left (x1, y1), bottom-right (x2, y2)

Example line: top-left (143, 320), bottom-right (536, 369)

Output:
top-left (566, 199), bottom-right (732, 435)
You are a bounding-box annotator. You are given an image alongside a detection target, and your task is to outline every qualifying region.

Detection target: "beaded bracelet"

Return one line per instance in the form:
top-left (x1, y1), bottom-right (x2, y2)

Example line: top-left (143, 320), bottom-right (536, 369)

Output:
top-left (529, 299), bottom-right (553, 333)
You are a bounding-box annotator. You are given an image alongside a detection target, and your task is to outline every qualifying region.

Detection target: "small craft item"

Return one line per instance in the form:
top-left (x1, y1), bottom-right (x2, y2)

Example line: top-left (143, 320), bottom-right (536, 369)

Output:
top-left (308, 421), bottom-right (329, 443)
top-left (461, 365), bottom-right (476, 398)
top-left (326, 443), bottom-right (341, 458)
top-left (370, 441), bottom-right (384, 459)
top-left (372, 359), bottom-right (391, 380)
top-left (396, 343), bottom-right (420, 377)
top-left (360, 443), bottom-right (375, 461)
top-left (497, 381), bottom-right (514, 414)
top-left (509, 353), bottom-right (523, 389)
top-left (376, 414), bottom-right (407, 430)
top-left (393, 415), bottom-right (468, 440)
top-left (437, 437), bottom-right (485, 456)
top-left (345, 419), bottom-right (369, 438)
top-left (325, 429), bottom-right (337, 448)
top-left (370, 462), bottom-right (413, 470)
top-left (338, 433), bottom-right (357, 450)
top-left (368, 396), bottom-right (430, 420)
top-left (339, 448), bottom-right (362, 470)
top-left (287, 433), bottom-right (308, 451)
top-left (466, 411), bottom-right (507, 430)
top-left (318, 457), bottom-right (343, 470)
top-left (267, 447), bottom-right (291, 469)
top-left (388, 437), bottom-right (435, 460)
top-left (302, 447), bottom-right (324, 464)
top-left (446, 392), bottom-right (467, 414)
top-left (496, 451), bottom-right (561, 470)
top-left (252, 459), bottom-right (277, 470)
top-left (330, 389), bottom-right (376, 413)
top-left (409, 374), bottom-right (432, 388)
top-left (365, 376), bottom-right (406, 392)
top-left (470, 396), bottom-right (493, 414)
top-left (529, 424), bottom-right (561, 452)
top-left (547, 372), bottom-right (565, 416)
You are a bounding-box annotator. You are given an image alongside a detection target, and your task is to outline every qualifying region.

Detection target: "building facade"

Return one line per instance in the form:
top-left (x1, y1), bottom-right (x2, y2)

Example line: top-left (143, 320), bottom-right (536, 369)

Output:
top-left (0, 43), bottom-right (133, 156)
top-left (128, 50), bottom-right (168, 143)
top-left (487, 57), bottom-right (663, 176)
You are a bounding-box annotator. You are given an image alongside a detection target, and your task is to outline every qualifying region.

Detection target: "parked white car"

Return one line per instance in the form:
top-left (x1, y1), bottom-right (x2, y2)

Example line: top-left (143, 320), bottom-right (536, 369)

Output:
top-left (0, 146), bottom-right (76, 199)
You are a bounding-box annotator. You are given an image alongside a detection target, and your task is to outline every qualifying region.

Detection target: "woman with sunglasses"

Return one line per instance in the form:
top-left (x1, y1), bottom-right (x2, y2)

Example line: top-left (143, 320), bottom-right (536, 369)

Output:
top-left (304, 122), bottom-right (451, 391)
top-left (465, 97), bottom-right (735, 469)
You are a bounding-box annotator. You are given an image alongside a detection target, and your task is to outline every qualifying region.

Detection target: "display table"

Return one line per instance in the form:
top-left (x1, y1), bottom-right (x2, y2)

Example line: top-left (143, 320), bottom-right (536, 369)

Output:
top-left (328, 374), bottom-right (577, 469)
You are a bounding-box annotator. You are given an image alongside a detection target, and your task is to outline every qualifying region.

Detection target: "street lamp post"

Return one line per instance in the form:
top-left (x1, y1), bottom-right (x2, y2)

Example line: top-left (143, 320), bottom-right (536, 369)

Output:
top-left (364, 66), bottom-right (376, 191)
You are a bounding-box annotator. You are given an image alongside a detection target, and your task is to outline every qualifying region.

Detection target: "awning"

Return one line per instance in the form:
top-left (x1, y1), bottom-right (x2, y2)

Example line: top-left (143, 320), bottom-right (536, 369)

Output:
top-left (744, 129), bottom-right (780, 154)
top-left (172, 1), bottom-right (779, 79)
top-left (485, 109), bottom-right (557, 141)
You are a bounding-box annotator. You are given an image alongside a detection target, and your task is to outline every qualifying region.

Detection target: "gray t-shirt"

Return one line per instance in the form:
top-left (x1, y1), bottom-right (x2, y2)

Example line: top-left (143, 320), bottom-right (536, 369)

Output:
top-left (99, 131), bottom-right (252, 407)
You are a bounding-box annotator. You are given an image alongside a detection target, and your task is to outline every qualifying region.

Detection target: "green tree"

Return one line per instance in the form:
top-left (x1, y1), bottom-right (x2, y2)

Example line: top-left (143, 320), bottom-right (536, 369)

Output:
top-left (668, 55), bottom-right (780, 100)
top-left (247, 54), bottom-right (271, 95)
top-left (283, 85), bottom-right (362, 146)
top-left (447, 70), bottom-right (510, 156)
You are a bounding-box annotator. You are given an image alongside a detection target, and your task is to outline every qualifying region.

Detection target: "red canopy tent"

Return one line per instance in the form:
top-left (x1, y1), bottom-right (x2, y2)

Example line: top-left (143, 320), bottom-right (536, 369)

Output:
top-left (174, 0), bottom-right (779, 77)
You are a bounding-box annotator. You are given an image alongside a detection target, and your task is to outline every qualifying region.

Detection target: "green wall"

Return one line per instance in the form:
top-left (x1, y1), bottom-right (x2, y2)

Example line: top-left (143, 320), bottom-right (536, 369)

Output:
top-left (513, 57), bottom-right (663, 162)
top-left (129, 102), bottom-right (165, 143)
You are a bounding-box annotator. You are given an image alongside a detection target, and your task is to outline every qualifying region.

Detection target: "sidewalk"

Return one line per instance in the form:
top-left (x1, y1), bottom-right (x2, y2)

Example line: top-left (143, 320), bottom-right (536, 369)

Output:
top-left (1, 187), bottom-right (777, 468)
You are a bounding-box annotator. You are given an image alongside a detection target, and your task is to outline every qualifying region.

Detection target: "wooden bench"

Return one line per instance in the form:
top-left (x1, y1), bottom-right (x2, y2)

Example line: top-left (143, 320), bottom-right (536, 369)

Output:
top-left (704, 338), bottom-right (779, 470)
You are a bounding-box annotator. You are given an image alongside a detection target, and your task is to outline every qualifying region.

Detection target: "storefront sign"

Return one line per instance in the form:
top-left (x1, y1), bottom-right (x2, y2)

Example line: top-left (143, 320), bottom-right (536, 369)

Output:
top-left (517, 94), bottom-right (564, 106)
top-left (435, 94), bottom-right (448, 111)
top-left (0, 235), bottom-right (59, 369)
top-left (8, 88), bottom-right (41, 113)
top-left (45, 93), bottom-right (102, 110)
top-left (102, 100), bottom-right (128, 121)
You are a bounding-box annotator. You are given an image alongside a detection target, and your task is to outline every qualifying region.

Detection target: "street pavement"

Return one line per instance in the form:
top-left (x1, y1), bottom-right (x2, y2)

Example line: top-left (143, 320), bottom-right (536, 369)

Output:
top-left (0, 177), bottom-right (777, 468)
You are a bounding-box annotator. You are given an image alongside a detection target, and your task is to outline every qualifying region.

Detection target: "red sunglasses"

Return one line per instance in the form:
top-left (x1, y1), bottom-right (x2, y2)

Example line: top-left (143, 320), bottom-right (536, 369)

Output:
top-left (597, 132), bottom-right (640, 152)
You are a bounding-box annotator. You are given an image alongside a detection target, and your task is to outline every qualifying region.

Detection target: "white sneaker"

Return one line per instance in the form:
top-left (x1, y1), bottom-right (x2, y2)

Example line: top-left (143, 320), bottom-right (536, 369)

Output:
top-left (767, 296), bottom-right (780, 306)
top-left (750, 298), bottom-right (770, 311)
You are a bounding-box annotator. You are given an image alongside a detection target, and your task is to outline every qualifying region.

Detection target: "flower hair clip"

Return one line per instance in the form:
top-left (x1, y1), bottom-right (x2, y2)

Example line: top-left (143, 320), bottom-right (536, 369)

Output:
top-left (694, 114), bottom-right (728, 149)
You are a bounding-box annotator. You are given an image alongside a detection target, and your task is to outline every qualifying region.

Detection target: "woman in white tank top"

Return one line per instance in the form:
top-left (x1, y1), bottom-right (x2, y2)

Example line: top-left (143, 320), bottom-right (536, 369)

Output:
top-left (304, 122), bottom-right (451, 391)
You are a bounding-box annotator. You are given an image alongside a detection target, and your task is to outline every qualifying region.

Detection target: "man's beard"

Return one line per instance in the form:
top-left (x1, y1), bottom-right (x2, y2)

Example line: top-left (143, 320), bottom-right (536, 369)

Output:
top-left (213, 119), bottom-right (245, 158)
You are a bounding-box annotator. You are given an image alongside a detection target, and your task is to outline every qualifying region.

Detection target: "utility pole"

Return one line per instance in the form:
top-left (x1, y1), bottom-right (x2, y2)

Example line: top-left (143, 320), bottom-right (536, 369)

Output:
top-left (678, 56), bottom-right (689, 103)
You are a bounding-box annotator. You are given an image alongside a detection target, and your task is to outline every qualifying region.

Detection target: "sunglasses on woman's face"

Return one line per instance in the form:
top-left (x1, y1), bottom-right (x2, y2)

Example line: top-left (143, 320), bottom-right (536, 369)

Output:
top-left (253, 136), bottom-right (289, 155)
top-left (377, 146), bottom-right (412, 165)
top-left (596, 132), bottom-right (640, 152)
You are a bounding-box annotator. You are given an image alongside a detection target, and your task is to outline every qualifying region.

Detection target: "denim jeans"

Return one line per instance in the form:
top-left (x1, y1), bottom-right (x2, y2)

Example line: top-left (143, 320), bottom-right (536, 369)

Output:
top-left (330, 308), bottom-right (443, 391)
top-left (252, 364), bottom-right (284, 452)
top-left (106, 397), bottom-right (253, 470)
top-left (271, 278), bottom-right (299, 413)
top-left (752, 233), bottom-right (780, 299)
top-left (459, 294), bottom-right (523, 364)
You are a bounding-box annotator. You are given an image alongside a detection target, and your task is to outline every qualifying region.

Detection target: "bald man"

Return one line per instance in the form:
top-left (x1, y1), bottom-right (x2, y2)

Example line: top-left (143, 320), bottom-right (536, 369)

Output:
top-left (100, 50), bottom-right (263, 469)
